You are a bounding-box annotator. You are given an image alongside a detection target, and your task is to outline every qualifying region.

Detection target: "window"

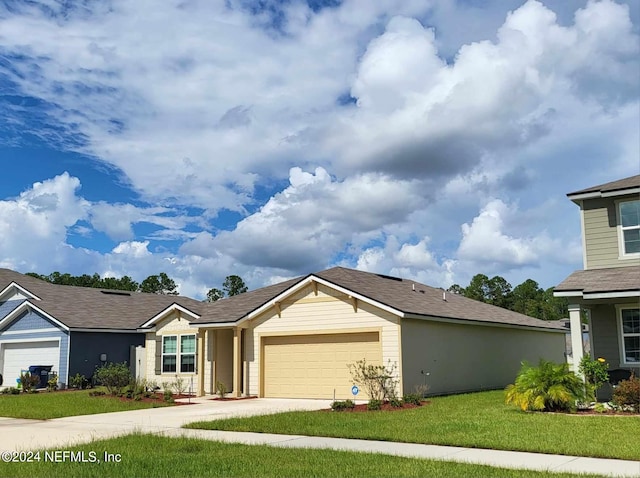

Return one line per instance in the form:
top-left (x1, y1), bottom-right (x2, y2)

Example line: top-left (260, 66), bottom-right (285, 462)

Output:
top-left (619, 200), bottom-right (640, 256)
top-left (620, 307), bottom-right (640, 365)
top-left (180, 335), bottom-right (196, 373)
top-left (162, 336), bottom-right (177, 373)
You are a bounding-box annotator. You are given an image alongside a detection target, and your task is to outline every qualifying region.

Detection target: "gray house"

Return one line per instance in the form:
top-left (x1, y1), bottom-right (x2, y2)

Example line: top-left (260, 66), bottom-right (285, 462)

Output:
top-left (0, 269), bottom-right (202, 389)
top-left (554, 175), bottom-right (640, 394)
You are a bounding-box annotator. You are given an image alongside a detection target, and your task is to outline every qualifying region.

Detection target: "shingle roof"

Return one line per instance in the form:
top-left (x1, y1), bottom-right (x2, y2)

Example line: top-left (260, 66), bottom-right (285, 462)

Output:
top-left (568, 175), bottom-right (640, 197)
top-left (554, 266), bottom-right (640, 295)
top-left (192, 267), bottom-right (564, 331)
top-left (0, 269), bottom-right (204, 331)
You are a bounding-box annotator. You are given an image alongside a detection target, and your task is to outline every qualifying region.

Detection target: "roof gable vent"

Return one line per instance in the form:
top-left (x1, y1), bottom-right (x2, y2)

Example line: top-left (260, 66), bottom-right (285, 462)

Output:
top-left (100, 290), bottom-right (132, 296)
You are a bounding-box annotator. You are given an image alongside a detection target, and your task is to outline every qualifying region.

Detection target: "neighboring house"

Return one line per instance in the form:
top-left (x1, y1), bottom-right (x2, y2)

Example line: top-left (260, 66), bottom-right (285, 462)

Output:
top-left (0, 269), bottom-right (202, 389)
top-left (142, 267), bottom-right (566, 399)
top-left (554, 175), bottom-right (640, 394)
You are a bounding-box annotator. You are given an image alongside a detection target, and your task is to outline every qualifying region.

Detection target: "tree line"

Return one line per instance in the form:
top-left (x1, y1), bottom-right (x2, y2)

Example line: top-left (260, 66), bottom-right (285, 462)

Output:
top-left (26, 271), bottom-right (247, 300)
top-left (448, 274), bottom-right (568, 321)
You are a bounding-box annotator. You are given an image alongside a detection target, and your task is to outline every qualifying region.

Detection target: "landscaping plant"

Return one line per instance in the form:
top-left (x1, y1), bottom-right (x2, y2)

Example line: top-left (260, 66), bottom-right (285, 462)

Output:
top-left (578, 356), bottom-right (609, 402)
top-left (172, 376), bottom-right (187, 395)
top-left (330, 400), bottom-right (355, 412)
top-left (47, 373), bottom-right (58, 392)
top-left (505, 359), bottom-right (585, 412)
top-left (612, 375), bottom-right (640, 412)
top-left (19, 372), bottom-right (41, 393)
top-left (348, 359), bottom-right (399, 402)
top-left (215, 380), bottom-right (227, 398)
top-left (69, 373), bottom-right (89, 389)
top-left (94, 362), bottom-right (132, 396)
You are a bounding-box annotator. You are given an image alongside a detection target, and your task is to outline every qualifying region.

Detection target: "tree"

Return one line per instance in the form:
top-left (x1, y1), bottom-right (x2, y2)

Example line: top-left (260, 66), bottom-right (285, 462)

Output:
top-left (464, 274), bottom-right (491, 302)
top-left (26, 271), bottom-right (139, 291)
top-left (486, 276), bottom-right (512, 309)
top-left (511, 279), bottom-right (544, 318)
top-left (206, 288), bottom-right (224, 303)
top-left (447, 284), bottom-right (465, 295)
top-left (139, 272), bottom-right (178, 295)
top-left (222, 275), bottom-right (247, 297)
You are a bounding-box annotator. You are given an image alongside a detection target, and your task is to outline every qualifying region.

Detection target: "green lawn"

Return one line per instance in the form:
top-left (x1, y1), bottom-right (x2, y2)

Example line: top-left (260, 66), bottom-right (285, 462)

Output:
top-left (0, 434), bottom-right (601, 478)
top-left (186, 390), bottom-right (640, 461)
top-left (0, 389), bottom-right (170, 419)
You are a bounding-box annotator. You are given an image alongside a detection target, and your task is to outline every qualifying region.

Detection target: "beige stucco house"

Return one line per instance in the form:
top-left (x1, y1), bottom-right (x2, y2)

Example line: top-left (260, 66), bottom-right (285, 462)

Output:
top-left (141, 267), bottom-right (565, 399)
top-left (554, 175), bottom-right (640, 394)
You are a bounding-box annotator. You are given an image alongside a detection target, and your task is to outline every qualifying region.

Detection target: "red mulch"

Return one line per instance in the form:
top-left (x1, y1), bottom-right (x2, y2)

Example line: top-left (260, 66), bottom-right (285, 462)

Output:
top-left (324, 401), bottom-right (429, 412)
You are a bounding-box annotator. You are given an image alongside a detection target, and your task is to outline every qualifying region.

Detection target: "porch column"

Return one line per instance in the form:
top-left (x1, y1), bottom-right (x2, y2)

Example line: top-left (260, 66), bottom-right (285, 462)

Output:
top-left (569, 304), bottom-right (584, 375)
top-left (232, 327), bottom-right (242, 397)
top-left (197, 329), bottom-right (205, 396)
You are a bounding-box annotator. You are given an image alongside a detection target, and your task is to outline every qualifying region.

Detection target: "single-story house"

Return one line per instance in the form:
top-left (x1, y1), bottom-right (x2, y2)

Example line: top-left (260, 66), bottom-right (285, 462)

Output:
top-left (142, 267), bottom-right (566, 399)
top-left (554, 175), bottom-right (640, 398)
top-left (0, 269), bottom-right (202, 389)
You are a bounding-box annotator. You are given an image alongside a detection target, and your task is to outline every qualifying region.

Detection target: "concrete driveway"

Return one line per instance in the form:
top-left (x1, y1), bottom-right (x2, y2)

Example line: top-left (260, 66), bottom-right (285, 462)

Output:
top-left (0, 397), bottom-right (332, 452)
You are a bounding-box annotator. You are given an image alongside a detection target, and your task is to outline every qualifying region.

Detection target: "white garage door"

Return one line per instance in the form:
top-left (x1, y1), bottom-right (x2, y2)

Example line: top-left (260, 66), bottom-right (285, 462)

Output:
top-left (262, 332), bottom-right (381, 399)
top-left (1, 341), bottom-right (59, 387)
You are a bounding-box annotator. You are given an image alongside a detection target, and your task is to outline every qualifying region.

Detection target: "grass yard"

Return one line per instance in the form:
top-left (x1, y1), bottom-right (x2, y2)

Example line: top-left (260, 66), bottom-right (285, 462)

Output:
top-left (187, 390), bottom-right (640, 461)
top-left (0, 389), bottom-right (170, 419)
top-left (0, 434), bottom-right (603, 478)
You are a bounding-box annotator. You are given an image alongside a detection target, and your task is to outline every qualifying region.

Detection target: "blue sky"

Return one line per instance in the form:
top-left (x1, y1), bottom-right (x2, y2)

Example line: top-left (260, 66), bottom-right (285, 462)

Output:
top-left (0, 0), bottom-right (638, 299)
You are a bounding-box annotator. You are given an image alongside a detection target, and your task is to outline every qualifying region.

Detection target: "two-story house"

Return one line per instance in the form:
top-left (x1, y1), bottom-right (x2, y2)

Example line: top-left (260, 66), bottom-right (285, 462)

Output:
top-left (554, 175), bottom-right (640, 391)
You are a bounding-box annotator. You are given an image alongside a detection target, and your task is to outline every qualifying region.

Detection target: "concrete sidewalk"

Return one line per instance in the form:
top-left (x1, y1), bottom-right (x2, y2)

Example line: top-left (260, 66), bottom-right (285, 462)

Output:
top-left (1, 398), bottom-right (638, 477)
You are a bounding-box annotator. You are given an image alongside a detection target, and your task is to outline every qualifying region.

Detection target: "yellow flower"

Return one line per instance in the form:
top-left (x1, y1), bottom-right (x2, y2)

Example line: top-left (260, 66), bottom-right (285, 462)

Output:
top-left (597, 357), bottom-right (606, 363)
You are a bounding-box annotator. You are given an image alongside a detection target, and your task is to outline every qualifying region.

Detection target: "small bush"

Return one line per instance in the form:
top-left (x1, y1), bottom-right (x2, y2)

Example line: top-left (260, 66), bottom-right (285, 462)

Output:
top-left (414, 383), bottom-right (430, 398)
top-left (330, 400), bottom-right (355, 411)
top-left (1, 387), bottom-right (20, 395)
top-left (215, 380), bottom-right (227, 399)
top-left (579, 356), bottom-right (609, 402)
top-left (94, 362), bottom-right (132, 396)
top-left (505, 359), bottom-right (584, 412)
top-left (403, 394), bottom-right (422, 406)
top-left (367, 399), bottom-right (382, 411)
top-left (163, 388), bottom-right (174, 403)
top-left (389, 397), bottom-right (403, 408)
top-left (19, 372), bottom-right (41, 393)
top-left (69, 373), bottom-right (89, 390)
top-left (348, 359), bottom-right (399, 401)
top-left (47, 373), bottom-right (58, 392)
top-left (612, 376), bottom-right (640, 412)
top-left (172, 376), bottom-right (187, 395)
top-left (88, 390), bottom-right (106, 397)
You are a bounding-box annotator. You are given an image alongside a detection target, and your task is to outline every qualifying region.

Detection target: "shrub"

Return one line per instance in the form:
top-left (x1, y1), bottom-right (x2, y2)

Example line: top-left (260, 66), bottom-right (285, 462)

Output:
top-left (612, 376), bottom-right (640, 412)
top-left (88, 390), bottom-right (106, 397)
top-left (414, 383), bottom-right (430, 398)
top-left (94, 362), bottom-right (131, 396)
top-left (215, 380), bottom-right (227, 399)
top-left (163, 388), bottom-right (174, 403)
top-left (69, 373), bottom-right (89, 389)
top-left (403, 394), bottom-right (422, 406)
top-left (19, 372), bottom-right (41, 393)
top-left (348, 359), bottom-right (399, 401)
top-left (578, 356), bottom-right (609, 402)
top-left (47, 373), bottom-right (58, 392)
top-left (389, 397), bottom-right (403, 408)
top-left (172, 376), bottom-right (187, 395)
top-left (330, 400), bottom-right (355, 411)
top-left (367, 399), bottom-right (382, 411)
top-left (1, 387), bottom-right (20, 395)
top-left (505, 359), bottom-right (585, 412)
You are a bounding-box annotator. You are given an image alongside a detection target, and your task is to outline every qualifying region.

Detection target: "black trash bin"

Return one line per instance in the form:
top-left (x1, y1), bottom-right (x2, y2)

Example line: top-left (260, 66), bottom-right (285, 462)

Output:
top-left (28, 365), bottom-right (53, 389)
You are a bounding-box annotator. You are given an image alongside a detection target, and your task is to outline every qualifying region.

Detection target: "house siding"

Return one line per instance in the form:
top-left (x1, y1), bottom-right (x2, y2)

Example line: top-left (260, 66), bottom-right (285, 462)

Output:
top-left (583, 197), bottom-right (640, 269)
top-left (0, 300), bottom-right (25, 319)
top-left (145, 311), bottom-right (200, 393)
top-left (68, 332), bottom-right (144, 380)
top-left (0, 309), bottom-right (69, 386)
top-left (401, 318), bottom-right (565, 396)
top-left (247, 283), bottom-right (401, 397)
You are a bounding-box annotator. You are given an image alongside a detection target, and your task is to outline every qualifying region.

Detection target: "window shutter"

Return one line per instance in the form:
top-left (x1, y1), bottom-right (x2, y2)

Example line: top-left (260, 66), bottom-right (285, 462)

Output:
top-left (194, 335), bottom-right (198, 374)
top-left (155, 336), bottom-right (162, 375)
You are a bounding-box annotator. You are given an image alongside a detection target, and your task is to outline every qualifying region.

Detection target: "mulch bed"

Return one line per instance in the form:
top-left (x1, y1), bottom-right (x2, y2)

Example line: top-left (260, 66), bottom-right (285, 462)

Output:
top-left (209, 396), bottom-right (258, 401)
top-left (324, 401), bottom-right (429, 412)
top-left (96, 392), bottom-right (197, 406)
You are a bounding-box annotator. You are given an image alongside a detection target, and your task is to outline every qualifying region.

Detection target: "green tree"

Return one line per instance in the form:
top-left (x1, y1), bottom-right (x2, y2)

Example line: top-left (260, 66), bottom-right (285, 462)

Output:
top-left (139, 272), bottom-right (178, 295)
top-left (222, 275), bottom-right (248, 297)
top-left (511, 279), bottom-right (544, 318)
top-left (464, 274), bottom-right (491, 302)
top-left (447, 284), bottom-right (465, 295)
top-left (486, 276), bottom-right (513, 309)
top-left (539, 287), bottom-right (568, 321)
top-left (206, 288), bottom-right (224, 302)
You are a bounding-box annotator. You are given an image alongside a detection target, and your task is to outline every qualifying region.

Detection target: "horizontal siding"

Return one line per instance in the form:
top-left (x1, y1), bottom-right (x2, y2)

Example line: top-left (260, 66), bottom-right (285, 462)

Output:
top-left (2, 309), bottom-right (58, 332)
top-left (583, 197), bottom-right (640, 268)
top-left (248, 283), bottom-right (400, 397)
top-left (590, 305), bottom-right (620, 369)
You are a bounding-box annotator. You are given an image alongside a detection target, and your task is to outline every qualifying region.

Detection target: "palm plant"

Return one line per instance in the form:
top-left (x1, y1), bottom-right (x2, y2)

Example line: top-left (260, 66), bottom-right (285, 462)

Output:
top-left (505, 359), bottom-right (585, 412)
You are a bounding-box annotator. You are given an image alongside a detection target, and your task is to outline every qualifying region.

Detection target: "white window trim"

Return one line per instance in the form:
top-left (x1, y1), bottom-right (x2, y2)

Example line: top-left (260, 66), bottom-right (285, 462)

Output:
top-left (179, 334), bottom-right (196, 374)
top-left (161, 335), bottom-right (177, 374)
top-left (616, 198), bottom-right (640, 260)
top-left (616, 304), bottom-right (640, 366)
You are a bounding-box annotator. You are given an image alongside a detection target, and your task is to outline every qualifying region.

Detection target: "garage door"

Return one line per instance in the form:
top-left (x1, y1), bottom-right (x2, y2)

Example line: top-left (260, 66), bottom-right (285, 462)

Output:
top-left (1, 341), bottom-right (59, 387)
top-left (262, 332), bottom-right (381, 399)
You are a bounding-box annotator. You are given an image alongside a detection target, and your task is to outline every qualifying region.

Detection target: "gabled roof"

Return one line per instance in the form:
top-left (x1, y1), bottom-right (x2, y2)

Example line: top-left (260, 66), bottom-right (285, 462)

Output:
top-left (567, 174), bottom-right (640, 201)
top-left (554, 266), bottom-right (640, 299)
top-left (0, 269), bottom-right (204, 331)
top-left (190, 267), bottom-right (564, 331)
